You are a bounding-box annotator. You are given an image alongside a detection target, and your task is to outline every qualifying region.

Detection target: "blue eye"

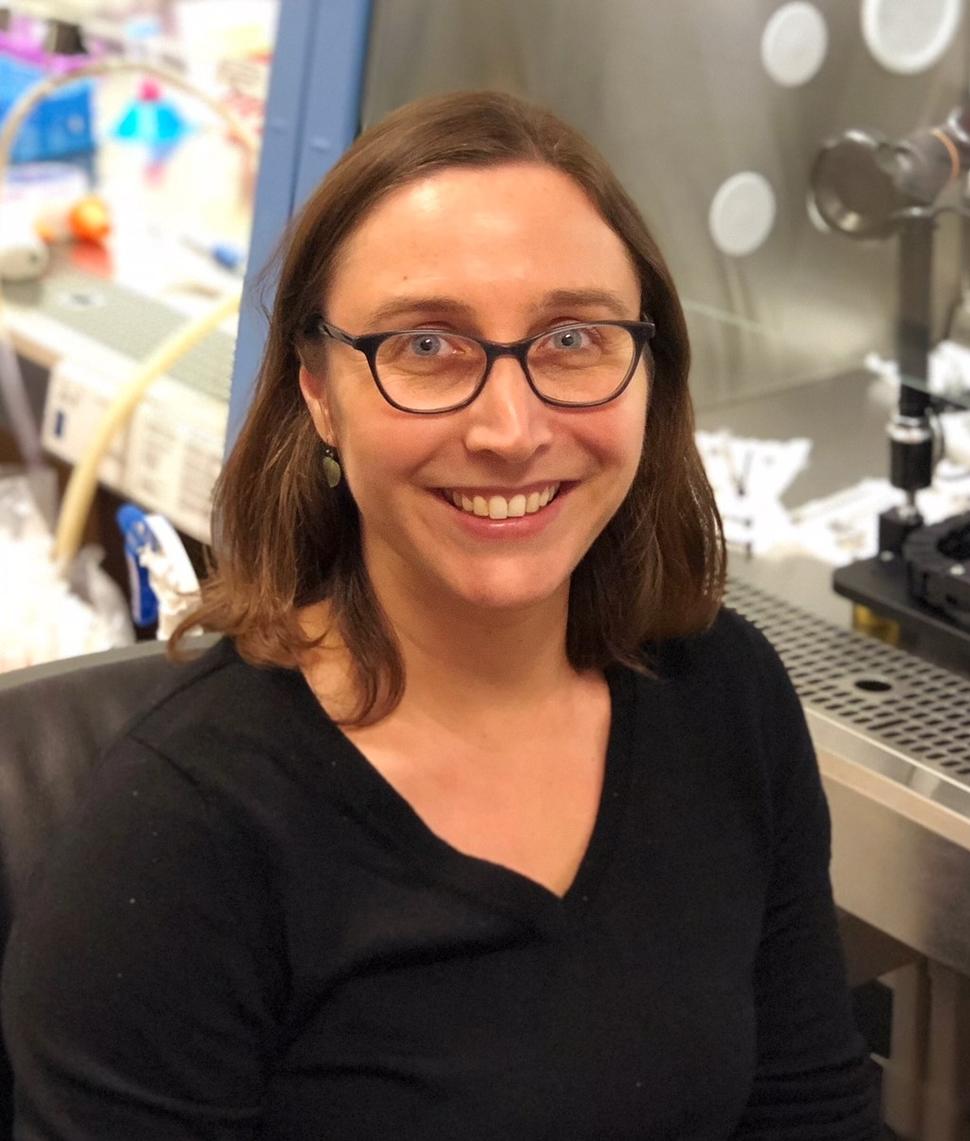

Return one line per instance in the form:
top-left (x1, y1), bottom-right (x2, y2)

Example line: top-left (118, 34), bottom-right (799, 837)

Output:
top-left (409, 333), bottom-right (444, 356)
top-left (548, 326), bottom-right (593, 351)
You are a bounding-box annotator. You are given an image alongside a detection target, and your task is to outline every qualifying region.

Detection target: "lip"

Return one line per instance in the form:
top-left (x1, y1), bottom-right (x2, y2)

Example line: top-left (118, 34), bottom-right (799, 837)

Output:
top-left (436, 481), bottom-right (572, 536)
top-left (444, 481), bottom-right (563, 499)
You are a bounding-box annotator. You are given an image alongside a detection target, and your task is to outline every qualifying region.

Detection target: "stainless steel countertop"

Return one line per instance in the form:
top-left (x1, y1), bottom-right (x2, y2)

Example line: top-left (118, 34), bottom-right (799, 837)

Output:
top-left (812, 709), bottom-right (970, 978)
top-left (700, 372), bottom-right (970, 975)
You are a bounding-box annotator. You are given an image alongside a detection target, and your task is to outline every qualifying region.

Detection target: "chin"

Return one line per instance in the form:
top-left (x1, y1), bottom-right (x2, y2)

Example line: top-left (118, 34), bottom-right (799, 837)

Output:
top-left (460, 587), bottom-right (559, 613)
top-left (436, 562), bottom-right (574, 616)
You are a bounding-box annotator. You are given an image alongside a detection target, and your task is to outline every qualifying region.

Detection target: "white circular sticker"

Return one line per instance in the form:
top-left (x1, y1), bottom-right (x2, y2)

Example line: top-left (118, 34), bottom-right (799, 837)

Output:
top-left (761, 2), bottom-right (829, 87)
top-left (861, 0), bottom-right (963, 74)
top-left (709, 172), bottom-right (777, 258)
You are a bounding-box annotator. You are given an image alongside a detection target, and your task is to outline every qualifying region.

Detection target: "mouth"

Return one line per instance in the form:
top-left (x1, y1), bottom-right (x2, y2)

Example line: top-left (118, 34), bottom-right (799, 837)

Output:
top-left (441, 482), bottom-right (562, 521)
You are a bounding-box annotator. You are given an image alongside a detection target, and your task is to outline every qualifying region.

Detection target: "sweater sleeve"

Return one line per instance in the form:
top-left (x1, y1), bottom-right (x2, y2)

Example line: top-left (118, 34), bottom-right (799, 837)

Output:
top-left (1, 736), bottom-right (285, 1141)
top-left (729, 628), bottom-right (883, 1140)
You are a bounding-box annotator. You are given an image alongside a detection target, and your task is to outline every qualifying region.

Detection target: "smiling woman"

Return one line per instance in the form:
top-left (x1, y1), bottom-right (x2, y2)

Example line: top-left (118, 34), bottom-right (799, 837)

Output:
top-left (177, 96), bottom-right (723, 724)
top-left (1, 92), bottom-right (882, 1140)
top-left (294, 160), bottom-right (652, 678)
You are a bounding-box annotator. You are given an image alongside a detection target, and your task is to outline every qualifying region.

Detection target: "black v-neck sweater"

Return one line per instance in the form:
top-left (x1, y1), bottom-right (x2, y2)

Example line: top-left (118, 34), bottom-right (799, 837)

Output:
top-left (2, 608), bottom-right (881, 1139)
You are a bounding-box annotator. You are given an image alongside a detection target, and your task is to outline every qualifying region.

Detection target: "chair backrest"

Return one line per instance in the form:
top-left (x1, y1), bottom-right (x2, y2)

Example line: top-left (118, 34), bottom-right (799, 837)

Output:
top-left (0, 641), bottom-right (188, 1136)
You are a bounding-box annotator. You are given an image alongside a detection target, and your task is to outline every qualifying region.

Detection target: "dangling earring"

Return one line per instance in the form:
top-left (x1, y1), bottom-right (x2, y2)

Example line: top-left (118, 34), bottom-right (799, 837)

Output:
top-left (322, 443), bottom-right (342, 489)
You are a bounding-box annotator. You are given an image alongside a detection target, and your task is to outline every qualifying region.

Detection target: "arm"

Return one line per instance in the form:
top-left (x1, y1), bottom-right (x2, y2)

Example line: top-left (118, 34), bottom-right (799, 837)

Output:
top-left (730, 634), bottom-right (883, 1140)
top-left (1, 736), bottom-right (285, 1140)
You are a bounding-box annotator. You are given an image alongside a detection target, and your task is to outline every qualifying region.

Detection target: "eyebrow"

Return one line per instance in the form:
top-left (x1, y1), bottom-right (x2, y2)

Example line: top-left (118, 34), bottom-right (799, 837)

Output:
top-left (367, 297), bottom-right (475, 326)
top-left (540, 289), bottom-right (634, 318)
top-left (363, 288), bottom-right (635, 328)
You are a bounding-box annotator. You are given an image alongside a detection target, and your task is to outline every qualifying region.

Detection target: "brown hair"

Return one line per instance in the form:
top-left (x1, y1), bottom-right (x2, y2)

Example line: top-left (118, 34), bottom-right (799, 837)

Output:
top-left (171, 90), bottom-right (724, 723)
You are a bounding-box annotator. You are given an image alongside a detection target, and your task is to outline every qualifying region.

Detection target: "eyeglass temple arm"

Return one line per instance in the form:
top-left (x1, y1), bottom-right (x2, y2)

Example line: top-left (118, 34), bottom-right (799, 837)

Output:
top-left (316, 320), bottom-right (359, 348)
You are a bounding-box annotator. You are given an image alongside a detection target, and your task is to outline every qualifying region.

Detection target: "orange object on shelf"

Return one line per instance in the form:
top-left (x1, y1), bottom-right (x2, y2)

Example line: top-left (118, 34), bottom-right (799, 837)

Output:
top-left (34, 194), bottom-right (112, 245)
top-left (68, 195), bottom-right (111, 242)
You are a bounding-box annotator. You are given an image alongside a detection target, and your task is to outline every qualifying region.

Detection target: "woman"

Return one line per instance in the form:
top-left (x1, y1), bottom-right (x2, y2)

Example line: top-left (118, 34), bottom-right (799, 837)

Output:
top-left (2, 92), bottom-right (881, 1139)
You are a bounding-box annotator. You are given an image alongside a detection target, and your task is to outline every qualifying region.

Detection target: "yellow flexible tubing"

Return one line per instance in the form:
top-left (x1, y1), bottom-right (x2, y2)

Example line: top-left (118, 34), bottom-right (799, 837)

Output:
top-left (0, 60), bottom-right (258, 568)
top-left (53, 286), bottom-right (241, 565)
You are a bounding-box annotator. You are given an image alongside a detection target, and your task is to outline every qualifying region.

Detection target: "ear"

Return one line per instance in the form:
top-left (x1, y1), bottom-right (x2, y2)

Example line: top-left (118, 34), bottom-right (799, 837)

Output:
top-left (299, 363), bottom-right (336, 445)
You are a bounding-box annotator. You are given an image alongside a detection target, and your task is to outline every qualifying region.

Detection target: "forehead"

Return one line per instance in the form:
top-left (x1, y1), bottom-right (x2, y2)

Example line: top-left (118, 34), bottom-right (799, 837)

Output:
top-left (326, 162), bottom-right (640, 327)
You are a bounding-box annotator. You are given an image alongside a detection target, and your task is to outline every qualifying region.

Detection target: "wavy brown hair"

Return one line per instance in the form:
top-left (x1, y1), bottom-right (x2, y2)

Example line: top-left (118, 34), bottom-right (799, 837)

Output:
top-left (171, 90), bottom-right (724, 723)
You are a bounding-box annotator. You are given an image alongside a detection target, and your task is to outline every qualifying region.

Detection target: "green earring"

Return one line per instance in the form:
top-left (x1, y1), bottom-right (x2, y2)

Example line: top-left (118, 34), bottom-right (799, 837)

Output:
top-left (322, 444), bottom-right (342, 489)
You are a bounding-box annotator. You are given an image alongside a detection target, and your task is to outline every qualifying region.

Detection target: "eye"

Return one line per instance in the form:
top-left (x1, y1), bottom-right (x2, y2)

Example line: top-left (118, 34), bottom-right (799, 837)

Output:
top-left (408, 332), bottom-right (447, 357)
top-left (545, 325), bottom-right (595, 351)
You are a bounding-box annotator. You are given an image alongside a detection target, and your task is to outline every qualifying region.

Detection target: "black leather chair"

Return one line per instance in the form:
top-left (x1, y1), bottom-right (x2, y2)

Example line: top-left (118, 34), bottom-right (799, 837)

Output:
top-left (0, 641), bottom-right (190, 1137)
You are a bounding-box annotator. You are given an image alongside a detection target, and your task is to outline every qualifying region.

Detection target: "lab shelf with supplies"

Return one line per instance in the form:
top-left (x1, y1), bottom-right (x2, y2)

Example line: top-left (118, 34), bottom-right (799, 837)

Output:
top-left (3, 255), bottom-right (234, 543)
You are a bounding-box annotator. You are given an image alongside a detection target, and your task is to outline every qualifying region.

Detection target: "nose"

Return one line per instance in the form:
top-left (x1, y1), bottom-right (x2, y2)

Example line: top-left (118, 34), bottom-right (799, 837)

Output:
top-left (463, 355), bottom-right (553, 461)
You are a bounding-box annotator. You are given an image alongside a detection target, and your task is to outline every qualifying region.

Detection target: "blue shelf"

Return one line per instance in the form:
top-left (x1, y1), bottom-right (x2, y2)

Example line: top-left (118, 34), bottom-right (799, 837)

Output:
top-left (227, 0), bottom-right (373, 450)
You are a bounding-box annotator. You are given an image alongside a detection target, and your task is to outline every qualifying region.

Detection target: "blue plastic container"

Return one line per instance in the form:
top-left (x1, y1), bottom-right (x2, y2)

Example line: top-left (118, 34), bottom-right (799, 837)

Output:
top-left (0, 51), bottom-right (95, 163)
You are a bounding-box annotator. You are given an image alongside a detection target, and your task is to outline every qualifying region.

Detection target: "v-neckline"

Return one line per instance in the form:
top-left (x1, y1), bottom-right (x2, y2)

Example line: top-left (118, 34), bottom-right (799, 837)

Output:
top-left (289, 661), bottom-right (638, 927)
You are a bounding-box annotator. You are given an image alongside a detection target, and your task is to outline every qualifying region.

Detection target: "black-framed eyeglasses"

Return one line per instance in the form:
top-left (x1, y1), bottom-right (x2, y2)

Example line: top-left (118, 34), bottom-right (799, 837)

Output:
top-left (314, 318), bottom-right (656, 415)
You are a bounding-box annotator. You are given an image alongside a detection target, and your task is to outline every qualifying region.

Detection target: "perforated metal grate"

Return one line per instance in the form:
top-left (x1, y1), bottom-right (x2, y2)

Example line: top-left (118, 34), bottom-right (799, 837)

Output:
top-left (726, 577), bottom-right (970, 779)
top-left (6, 270), bottom-right (235, 402)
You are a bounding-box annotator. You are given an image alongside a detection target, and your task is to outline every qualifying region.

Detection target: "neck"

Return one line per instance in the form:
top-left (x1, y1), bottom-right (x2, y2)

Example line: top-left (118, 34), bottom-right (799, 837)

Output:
top-left (380, 580), bottom-right (574, 718)
top-left (299, 567), bottom-right (576, 728)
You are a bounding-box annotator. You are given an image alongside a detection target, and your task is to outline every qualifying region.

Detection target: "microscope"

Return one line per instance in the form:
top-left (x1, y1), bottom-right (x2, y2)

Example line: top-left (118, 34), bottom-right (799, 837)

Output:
top-left (810, 107), bottom-right (970, 661)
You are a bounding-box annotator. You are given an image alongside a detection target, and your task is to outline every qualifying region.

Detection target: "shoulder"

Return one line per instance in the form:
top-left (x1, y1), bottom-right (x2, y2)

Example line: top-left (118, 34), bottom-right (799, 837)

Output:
top-left (94, 638), bottom-right (352, 840)
top-left (129, 638), bottom-right (306, 743)
top-left (122, 638), bottom-right (335, 771)
top-left (637, 605), bottom-right (811, 773)
top-left (649, 604), bottom-right (790, 692)
top-left (37, 639), bottom-right (359, 931)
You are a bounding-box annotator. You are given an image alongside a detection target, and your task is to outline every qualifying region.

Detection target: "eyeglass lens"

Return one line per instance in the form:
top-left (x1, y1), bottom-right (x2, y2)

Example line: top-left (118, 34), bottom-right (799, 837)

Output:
top-left (374, 324), bottom-right (638, 411)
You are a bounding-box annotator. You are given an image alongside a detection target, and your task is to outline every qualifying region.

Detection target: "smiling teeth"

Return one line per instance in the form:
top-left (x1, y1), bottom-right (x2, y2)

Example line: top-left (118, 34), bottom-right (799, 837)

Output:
top-left (450, 484), bottom-right (560, 520)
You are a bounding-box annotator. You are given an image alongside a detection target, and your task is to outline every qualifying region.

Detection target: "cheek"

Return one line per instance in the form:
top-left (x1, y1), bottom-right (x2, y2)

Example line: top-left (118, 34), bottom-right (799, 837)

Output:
top-left (338, 417), bottom-right (443, 496)
top-left (625, 376), bottom-right (650, 462)
top-left (596, 385), bottom-right (649, 475)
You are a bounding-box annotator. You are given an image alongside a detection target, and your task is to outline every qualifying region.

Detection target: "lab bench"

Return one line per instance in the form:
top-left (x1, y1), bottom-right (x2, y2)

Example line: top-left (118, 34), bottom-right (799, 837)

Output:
top-left (700, 372), bottom-right (970, 1140)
